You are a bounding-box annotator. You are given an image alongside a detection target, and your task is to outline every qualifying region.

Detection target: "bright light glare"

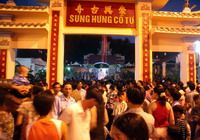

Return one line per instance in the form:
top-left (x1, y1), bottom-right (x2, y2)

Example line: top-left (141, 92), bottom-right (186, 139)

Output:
top-left (194, 40), bottom-right (200, 53)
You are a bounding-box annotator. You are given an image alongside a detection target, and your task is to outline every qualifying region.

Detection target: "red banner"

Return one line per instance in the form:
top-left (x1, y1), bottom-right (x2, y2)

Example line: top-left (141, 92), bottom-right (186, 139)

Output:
top-left (0, 49), bottom-right (7, 79)
top-left (66, 1), bottom-right (135, 28)
top-left (49, 11), bottom-right (60, 86)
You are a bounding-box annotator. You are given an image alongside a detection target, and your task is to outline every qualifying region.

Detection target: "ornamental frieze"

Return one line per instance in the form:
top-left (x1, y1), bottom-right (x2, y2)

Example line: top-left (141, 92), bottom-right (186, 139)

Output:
top-left (0, 39), bottom-right (9, 46)
top-left (141, 4), bottom-right (151, 11)
top-left (153, 26), bottom-right (200, 34)
top-left (0, 5), bottom-right (48, 11)
top-left (153, 11), bottom-right (200, 19)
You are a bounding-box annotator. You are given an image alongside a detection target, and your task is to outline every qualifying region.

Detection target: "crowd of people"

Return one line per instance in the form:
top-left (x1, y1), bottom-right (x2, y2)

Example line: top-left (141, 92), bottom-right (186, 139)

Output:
top-left (0, 65), bottom-right (200, 140)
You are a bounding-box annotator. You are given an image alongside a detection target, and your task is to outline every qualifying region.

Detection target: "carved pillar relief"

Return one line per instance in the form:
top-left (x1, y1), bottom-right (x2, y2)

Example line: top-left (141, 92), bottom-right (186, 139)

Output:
top-left (0, 50), bottom-right (7, 79)
top-left (49, 11), bottom-right (60, 86)
top-left (188, 53), bottom-right (195, 82)
top-left (141, 3), bottom-right (151, 82)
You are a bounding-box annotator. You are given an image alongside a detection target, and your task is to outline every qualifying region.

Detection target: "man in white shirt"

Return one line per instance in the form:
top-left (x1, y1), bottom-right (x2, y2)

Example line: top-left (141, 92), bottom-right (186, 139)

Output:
top-left (73, 81), bottom-right (86, 100)
top-left (59, 95), bottom-right (97, 140)
top-left (52, 83), bottom-right (75, 118)
top-left (125, 86), bottom-right (155, 137)
top-left (52, 82), bottom-right (63, 96)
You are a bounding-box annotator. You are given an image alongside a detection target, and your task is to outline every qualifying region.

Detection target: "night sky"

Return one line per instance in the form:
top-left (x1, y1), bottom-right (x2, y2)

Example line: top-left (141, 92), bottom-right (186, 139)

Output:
top-left (0, 0), bottom-right (43, 6)
top-left (1, 0), bottom-right (200, 11)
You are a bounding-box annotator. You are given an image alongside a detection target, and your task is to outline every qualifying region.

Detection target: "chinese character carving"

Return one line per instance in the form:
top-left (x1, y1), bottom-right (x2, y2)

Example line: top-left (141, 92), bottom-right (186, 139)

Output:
top-left (104, 6), bottom-right (113, 15)
top-left (118, 5), bottom-right (126, 16)
top-left (91, 5), bottom-right (99, 14)
top-left (141, 4), bottom-right (150, 11)
top-left (75, 3), bottom-right (84, 14)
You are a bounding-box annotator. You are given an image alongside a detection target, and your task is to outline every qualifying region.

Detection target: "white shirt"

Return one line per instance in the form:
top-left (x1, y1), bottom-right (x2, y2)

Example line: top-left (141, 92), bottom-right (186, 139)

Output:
top-left (126, 107), bottom-right (155, 136)
top-left (74, 89), bottom-right (86, 100)
top-left (59, 101), bottom-right (91, 140)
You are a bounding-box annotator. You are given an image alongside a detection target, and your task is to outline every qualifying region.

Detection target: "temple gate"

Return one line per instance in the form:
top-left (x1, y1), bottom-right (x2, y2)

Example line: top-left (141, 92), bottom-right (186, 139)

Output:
top-left (0, 0), bottom-right (198, 86)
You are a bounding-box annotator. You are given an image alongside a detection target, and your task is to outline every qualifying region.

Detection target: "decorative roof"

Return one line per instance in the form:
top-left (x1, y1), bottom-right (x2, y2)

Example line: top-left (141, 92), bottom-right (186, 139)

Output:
top-left (0, 4), bottom-right (48, 12)
top-left (0, 22), bottom-right (47, 28)
top-left (152, 11), bottom-right (200, 19)
top-left (153, 26), bottom-right (200, 35)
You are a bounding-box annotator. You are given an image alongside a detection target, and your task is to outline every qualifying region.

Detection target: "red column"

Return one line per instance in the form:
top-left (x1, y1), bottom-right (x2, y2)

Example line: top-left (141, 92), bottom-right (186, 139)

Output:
top-left (142, 13), bottom-right (150, 82)
top-left (101, 35), bottom-right (108, 62)
top-left (49, 11), bottom-right (60, 87)
top-left (0, 49), bottom-right (7, 79)
top-left (188, 53), bottom-right (195, 82)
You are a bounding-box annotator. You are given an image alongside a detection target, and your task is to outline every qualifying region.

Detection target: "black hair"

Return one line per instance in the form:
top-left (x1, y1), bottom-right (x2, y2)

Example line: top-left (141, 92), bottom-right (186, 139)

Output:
top-left (126, 87), bottom-right (145, 105)
top-left (52, 82), bottom-right (61, 88)
top-left (30, 85), bottom-right (44, 96)
top-left (154, 84), bottom-right (167, 106)
top-left (86, 86), bottom-right (103, 104)
top-left (113, 113), bottom-right (149, 140)
top-left (193, 94), bottom-right (200, 102)
top-left (33, 90), bottom-right (55, 116)
top-left (0, 88), bottom-right (8, 106)
top-left (187, 81), bottom-right (195, 91)
top-left (0, 87), bottom-right (21, 112)
top-left (169, 87), bottom-right (181, 101)
top-left (173, 105), bottom-right (185, 114)
top-left (109, 84), bottom-right (116, 91)
top-left (86, 86), bottom-right (105, 140)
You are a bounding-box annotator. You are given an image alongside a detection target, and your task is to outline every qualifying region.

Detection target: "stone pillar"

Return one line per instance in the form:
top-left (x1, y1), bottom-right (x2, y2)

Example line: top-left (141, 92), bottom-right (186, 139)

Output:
top-left (162, 62), bottom-right (166, 78)
top-left (135, 1), bottom-right (152, 82)
top-left (0, 33), bottom-right (15, 80)
top-left (180, 46), bottom-right (196, 83)
top-left (6, 48), bottom-right (15, 79)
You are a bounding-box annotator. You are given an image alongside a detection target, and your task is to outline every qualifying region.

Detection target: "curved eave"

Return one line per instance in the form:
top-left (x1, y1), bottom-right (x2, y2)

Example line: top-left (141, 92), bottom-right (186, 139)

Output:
top-left (152, 11), bottom-right (200, 19)
top-left (0, 22), bottom-right (48, 29)
top-left (152, 0), bottom-right (169, 10)
top-left (153, 26), bottom-right (200, 35)
top-left (0, 5), bottom-right (49, 13)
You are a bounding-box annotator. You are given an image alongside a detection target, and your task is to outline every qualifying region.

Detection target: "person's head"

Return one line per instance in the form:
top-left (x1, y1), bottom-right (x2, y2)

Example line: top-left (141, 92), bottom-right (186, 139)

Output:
top-left (111, 113), bottom-right (149, 140)
top-left (30, 85), bottom-right (44, 97)
top-left (193, 94), bottom-right (200, 106)
top-left (91, 80), bottom-right (96, 86)
top-left (81, 86), bottom-right (104, 110)
top-left (62, 83), bottom-right (73, 97)
top-left (77, 81), bottom-right (83, 90)
top-left (173, 105), bottom-right (185, 119)
top-left (33, 90), bottom-right (55, 116)
top-left (86, 86), bottom-right (103, 105)
top-left (117, 91), bottom-right (127, 102)
top-left (18, 65), bottom-right (29, 77)
top-left (169, 87), bottom-right (181, 102)
top-left (126, 87), bottom-right (145, 106)
top-left (0, 87), bottom-right (21, 112)
top-left (109, 84), bottom-right (116, 92)
top-left (0, 88), bottom-right (7, 107)
top-left (52, 82), bottom-right (61, 94)
top-left (187, 81), bottom-right (195, 91)
top-left (153, 84), bottom-right (167, 105)
top-left (196, 82), bottom-right (200, 93)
